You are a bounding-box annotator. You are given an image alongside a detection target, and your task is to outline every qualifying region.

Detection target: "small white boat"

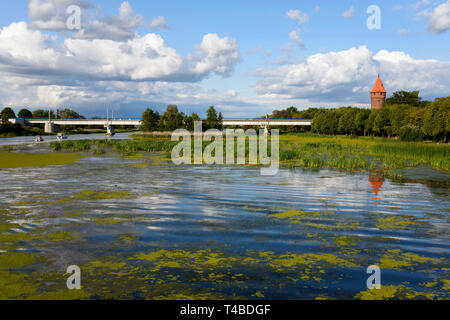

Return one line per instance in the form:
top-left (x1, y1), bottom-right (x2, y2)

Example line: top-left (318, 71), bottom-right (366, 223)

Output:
top-left (34, 136), bottom-right (44, 142)
top-left (56, 133), bottom-right (68, 141)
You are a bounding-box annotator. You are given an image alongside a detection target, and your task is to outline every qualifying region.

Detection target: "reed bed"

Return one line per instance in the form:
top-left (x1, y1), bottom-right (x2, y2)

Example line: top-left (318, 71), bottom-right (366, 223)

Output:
top-left (49, 133), bottom-right (449, 172)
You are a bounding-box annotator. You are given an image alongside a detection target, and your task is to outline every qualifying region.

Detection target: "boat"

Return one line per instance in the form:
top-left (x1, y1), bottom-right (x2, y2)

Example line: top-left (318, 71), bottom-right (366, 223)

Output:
top-left (34, 136), bottom-right (44, 142)
top-left (56, 133), bottom-right (68, 141)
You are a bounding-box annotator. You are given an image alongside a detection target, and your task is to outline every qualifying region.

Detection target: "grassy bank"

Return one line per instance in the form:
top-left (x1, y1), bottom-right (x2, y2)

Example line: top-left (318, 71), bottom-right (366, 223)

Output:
top-left (46, 133), bottom-right (450, 174)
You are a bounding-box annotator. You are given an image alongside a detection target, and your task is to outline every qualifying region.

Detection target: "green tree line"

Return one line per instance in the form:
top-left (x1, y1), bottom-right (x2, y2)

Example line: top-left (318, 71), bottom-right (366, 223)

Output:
top-left (141, 105), bottom-right (223, 132)
top-left (270, 91), bottom-right (449, 142)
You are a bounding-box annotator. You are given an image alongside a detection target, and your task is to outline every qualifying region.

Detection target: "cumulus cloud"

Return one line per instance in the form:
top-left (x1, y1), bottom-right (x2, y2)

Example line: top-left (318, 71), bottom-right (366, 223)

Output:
top-left (28, 0), bottom-right (144, 40)
top-left (28, 0), bottom-right (92, 30)
top-left (0, 22), bottom-right (240, 83)
top-left (343, 5), bottom-right (356, 19)
top-left (73, 2), bottom-right (144, 40)
top-left (189, 33), bottom-right (241, 77)
top-left (149, 16), bottom-right (168, 30)
top-left (419, 0), bottom-right (450, 34)
top-left (253, 46), bottom-right (450, 104)
top-left (286, 9), bottom-right (309, 24)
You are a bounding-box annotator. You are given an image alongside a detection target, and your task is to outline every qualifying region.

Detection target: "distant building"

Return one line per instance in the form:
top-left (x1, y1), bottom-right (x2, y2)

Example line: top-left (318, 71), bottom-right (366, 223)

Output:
top-left (371, 75), bottom-right (386, 110)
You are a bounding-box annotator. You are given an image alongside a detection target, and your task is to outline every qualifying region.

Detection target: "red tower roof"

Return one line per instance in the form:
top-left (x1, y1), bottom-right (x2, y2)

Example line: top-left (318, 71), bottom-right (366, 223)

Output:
top-left (371, 76), bottom-right (386, 93)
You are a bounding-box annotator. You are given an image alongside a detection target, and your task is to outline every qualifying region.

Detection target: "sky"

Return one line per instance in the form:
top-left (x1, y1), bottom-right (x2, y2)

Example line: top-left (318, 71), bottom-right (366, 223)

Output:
top-left (0, 0), bottom-right (449, 118)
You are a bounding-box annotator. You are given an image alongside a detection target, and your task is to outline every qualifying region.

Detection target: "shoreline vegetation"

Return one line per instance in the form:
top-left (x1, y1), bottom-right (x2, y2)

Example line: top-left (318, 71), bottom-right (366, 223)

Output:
top-left (31, 133), bottom-right (449, 177)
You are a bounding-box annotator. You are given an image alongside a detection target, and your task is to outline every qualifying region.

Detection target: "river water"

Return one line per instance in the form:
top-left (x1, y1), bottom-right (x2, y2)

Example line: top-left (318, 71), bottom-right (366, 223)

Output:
top-left (0, 144), bottom-right (449, 299)
top-left (0, 132), bottom-right (133, 146)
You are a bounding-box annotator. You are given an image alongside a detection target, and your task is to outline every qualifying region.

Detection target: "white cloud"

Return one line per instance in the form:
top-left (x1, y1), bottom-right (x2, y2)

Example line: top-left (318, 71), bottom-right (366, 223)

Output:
top-left (253, 46), bottom-right (450, 105)
top-left (392, 5), bottom-right (403, 11)
top-left (313, 6), bottom-right (321, 14)
top-left (28, 0), bottom-right (92, 30)
top-left (149, 16), bottom-right (168, 30)
top-left (190, 33), bottom-right (241, 77)
top-left (286, 9), bottom-right (309, 24)
top-left (289, 30), bottom-right (305, 48)
top-left (398, 28), bottom-right (409, 35)
top-left (28, 0), bottom-right (144, 40)
top-left (72, 2), bottom-right (144, 41)
top-left (411, 0), bottom-right (430, 11)
top-left (0, 22), bottom-right (240, 82)
top-left (343, 5), bottom-right (356, 19)
top-left (420, 0), bottom-right (450, 34)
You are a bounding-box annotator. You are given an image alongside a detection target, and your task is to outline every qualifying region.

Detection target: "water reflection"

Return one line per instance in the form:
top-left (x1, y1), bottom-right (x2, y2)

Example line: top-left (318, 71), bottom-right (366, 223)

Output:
top-left (369, 172), bottom-right (385, 203)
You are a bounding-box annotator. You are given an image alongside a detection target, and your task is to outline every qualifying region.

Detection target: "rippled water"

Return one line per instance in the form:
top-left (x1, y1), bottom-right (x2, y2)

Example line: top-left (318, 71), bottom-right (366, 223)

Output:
top-left (0, 132), bottom-right (132, 146)
top-left (0, 147), bottom-right (449, 299)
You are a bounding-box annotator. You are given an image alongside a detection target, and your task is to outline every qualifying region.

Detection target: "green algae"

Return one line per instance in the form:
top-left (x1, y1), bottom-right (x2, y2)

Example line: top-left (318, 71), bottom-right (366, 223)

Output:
top-left (272, 209), bottom-right (334, 223)
top-left (0, 152), bottom-right (82, 169)
top-left (376, 216), bottom-right (418, 230)
top-left (86, 260), bottom-right (126, 270)
top-left (60, 190), bottom-right (133, 202)
top-left (378, 249), bottom-right (438, 270)
top-left (0, 252), bottom-right (37, 270)
top-left (26, 290), bottom-right (90, 300)
top-left (442, 279), bottom-right (450, 291)
top-left (44, 189), bottom-right (135, 206)
top-left (0, 270), bottom-right (40, 300)
top-left (266, 252), bottom-right (358, 270)
top-left (356, 285), bottom-right (436, 300)
top-left (0, 230), bottom-right (80, 246)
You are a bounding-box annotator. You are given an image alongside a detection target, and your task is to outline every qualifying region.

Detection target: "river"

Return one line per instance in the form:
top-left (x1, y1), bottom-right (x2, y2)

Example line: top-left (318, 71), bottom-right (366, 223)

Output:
top-left (0, 144), bottom-right (448, 299)
top-left (0, 132), bottom-right (133, 146)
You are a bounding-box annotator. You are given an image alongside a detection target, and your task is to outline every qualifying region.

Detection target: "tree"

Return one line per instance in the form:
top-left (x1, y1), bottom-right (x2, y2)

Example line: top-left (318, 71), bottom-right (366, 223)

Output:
top-left (311, 109), bottom-right (338, 135)
top-left (354, 109), bottom-right (370, 136)
top-left (205, 106), bottom-right (223, 130)
top-left (374, 108), bottom-right (391, 137)
top-left (1, 107), bottom-right (16, 122)
top-left (32, 110), bottom-right (55, 119)
top-left (18, 109), bottom-right (33, 119)
top-left (337, 107), bottom-right (358, 135)
top-left (386, 91), bottom-right (422, 107)
top-left (423, 97), bottom-right (450, 142)
top-left (59, 109), bottom-right (85, 119)
top-left (141, 108), bottom-right (160, 132)
top-left (159, 105), bottom-right (184, 131)
top-left (365, 111), bottom-right (377, 136)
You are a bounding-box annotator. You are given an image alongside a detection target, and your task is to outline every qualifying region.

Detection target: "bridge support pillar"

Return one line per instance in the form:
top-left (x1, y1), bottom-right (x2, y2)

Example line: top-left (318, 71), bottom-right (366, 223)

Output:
top-left (105, 125), bottom-right (115, 136)
top-left (44, 122), bottom-right (60, 133)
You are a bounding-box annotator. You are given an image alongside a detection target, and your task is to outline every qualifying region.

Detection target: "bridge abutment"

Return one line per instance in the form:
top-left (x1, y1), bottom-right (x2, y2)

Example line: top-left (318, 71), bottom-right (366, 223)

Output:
top-left (44, 122), bottom-right (61, 133)
top-left (105, 125), bottom-right (115, 135)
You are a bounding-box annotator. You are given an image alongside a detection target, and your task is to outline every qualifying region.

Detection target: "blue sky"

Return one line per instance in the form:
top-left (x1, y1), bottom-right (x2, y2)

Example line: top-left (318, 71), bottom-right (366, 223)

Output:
top-left (0, 0), bottom-right (448, 118)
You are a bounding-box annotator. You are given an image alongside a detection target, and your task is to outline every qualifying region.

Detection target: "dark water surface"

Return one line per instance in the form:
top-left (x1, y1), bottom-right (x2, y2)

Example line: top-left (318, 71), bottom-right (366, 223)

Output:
top-left (0, 148), bottom-right (449, 299)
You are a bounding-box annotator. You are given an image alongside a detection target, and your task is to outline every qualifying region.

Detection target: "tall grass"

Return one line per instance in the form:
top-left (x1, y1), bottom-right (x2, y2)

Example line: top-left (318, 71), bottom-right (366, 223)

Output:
top-left (48, 133), bottom-right (449, 172)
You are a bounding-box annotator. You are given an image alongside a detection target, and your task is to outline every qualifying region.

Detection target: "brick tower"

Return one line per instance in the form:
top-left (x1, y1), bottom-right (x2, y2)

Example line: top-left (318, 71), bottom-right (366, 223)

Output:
top-left (371, 75), bottom-right (386, 110)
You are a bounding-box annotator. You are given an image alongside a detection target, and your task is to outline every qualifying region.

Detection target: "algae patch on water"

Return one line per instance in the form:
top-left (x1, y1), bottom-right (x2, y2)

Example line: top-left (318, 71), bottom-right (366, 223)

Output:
top-left (376, 215), bottom-right (418, 230)
top-left (377, 249), bottom-right (439, 270)
top-left (356, 285), bottom-right (436, 300)
top-left (0, 152), bottom-right (82, 169)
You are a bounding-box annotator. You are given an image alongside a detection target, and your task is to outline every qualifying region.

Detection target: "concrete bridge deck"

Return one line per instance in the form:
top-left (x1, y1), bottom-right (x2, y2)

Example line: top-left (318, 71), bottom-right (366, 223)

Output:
top-left (8, 118), bottom-right (312, 133)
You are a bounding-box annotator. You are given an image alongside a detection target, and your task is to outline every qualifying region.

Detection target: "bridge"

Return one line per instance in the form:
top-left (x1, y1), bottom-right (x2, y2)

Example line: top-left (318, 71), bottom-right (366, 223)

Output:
top-left (9, 118), bottom-right (312, 134)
